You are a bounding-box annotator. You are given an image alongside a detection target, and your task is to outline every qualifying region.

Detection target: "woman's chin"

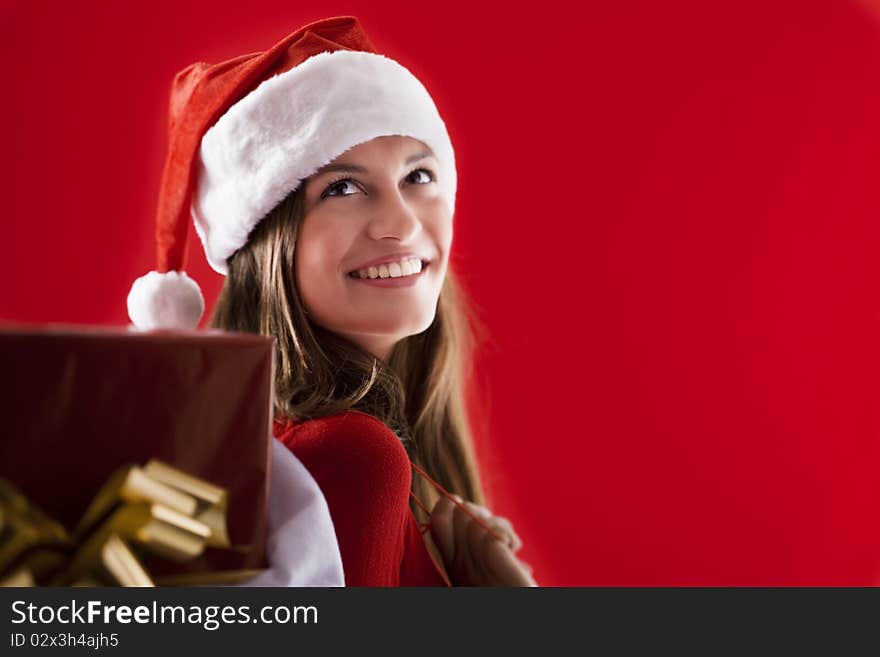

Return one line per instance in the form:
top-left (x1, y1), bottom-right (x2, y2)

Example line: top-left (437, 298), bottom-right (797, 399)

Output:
top-left (335, 315), bottom-right (435, 348)
top-left (369, 319), bottom-right (435, 340)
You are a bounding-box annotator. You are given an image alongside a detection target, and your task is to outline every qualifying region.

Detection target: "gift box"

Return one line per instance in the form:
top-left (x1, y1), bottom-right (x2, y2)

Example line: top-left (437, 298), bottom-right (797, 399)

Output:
top-left (0, 323), bottom-right (274, 582)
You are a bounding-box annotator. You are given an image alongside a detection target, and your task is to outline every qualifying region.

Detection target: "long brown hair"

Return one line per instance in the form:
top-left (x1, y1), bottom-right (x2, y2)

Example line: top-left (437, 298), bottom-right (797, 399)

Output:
top-left (209, 183), bottom-right (486, 513)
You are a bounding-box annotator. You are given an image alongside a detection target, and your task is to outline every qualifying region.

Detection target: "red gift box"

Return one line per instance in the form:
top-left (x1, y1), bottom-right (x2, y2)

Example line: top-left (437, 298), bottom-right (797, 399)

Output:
top-left (0, 323), bottom-right (274, 580)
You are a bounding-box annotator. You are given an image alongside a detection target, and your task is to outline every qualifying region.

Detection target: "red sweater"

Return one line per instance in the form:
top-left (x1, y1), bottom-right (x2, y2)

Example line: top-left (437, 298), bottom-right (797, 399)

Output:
top-left (273, 410), bottom-right (449, 586)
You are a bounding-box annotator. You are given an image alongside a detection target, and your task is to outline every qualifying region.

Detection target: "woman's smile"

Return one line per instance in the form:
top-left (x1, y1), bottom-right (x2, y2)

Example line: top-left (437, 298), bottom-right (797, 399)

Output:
top-left (347, 261), bottom-right (430, 287)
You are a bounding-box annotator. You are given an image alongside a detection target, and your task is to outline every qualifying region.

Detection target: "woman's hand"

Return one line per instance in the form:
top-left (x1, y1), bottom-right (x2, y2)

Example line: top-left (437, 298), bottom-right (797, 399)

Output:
top-left (429, 496), bottom-right (537, 587)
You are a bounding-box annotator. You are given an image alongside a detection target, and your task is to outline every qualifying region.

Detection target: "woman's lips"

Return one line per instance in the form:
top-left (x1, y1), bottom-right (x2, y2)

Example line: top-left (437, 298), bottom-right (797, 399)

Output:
top-left (347, 263), bottom-right (429, 287)
top-left (348, 253), bottom-right (429, 272)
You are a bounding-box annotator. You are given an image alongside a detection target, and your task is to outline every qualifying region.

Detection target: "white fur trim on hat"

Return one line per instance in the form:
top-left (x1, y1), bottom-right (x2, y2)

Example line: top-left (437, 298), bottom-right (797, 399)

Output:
top-left (192, 49), bottom-right (457, 275)
top-left (127, 270), bottom-right (205, 330)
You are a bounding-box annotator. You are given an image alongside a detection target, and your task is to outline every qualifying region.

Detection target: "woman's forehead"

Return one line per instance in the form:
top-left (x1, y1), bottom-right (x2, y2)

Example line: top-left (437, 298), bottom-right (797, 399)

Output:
top-left (325, 135), bottom-right (435, 168)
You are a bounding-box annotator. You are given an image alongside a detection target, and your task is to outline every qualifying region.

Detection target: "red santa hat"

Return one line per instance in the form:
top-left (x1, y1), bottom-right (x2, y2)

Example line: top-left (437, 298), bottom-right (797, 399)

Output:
top-left (127, 15), bottom-right (457, 330)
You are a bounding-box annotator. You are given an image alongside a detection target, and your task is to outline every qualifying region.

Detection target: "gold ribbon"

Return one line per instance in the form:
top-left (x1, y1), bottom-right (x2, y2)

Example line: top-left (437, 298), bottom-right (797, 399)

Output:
top-left (0, 461), bottom-right (258, 587)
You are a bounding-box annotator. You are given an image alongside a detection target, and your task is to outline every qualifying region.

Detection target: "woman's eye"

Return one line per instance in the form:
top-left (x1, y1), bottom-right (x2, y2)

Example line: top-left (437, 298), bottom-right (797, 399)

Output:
top-left (407, 168), bottom-right (435, 185)
top-left (322, 178), bottom-right (359, 198)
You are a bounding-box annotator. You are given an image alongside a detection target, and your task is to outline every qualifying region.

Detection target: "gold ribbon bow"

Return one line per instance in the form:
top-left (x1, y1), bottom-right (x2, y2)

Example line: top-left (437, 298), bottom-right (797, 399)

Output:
top-left (0, 460), bottom-right (259, 586)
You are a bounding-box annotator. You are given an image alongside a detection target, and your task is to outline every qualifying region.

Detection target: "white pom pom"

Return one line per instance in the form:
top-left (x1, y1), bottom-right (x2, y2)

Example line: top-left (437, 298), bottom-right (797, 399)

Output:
top-left (126, 270), bottom-right (205, 330)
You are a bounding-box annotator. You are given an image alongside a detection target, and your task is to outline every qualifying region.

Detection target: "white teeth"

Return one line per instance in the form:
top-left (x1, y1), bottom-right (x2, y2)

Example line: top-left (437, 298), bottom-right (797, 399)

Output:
top-left (353, 258), bottom-right (426, 279)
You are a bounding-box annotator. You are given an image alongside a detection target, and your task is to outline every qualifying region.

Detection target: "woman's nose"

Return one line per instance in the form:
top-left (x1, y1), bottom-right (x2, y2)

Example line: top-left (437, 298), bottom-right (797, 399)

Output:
top-left (365, 191), bottom-right (422, 242)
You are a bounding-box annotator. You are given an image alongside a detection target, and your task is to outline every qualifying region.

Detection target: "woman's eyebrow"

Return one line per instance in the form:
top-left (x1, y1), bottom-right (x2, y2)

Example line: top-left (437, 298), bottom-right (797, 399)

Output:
top-left (314, 151), bottom-right (435, 176)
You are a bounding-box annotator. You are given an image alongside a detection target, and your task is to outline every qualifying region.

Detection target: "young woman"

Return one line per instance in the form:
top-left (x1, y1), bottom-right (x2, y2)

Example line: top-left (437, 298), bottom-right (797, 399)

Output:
top-left (127, 15), bottom-right (535, 586)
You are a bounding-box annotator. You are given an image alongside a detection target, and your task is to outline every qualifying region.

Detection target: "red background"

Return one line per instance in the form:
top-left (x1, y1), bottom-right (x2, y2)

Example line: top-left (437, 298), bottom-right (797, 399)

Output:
top-left (5, 0), bottom-right (880, 585)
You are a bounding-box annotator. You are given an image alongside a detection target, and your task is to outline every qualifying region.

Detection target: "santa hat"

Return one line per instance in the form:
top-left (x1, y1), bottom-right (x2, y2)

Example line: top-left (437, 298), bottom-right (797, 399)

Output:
top-left (127, 15), bottom-right (457, 330)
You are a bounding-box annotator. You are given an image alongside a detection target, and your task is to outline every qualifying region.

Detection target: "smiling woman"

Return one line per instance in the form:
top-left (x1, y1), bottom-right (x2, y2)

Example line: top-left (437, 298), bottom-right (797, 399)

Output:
top-left (296, 136), bottom-right (451, 362)
top-left (127, 15), bottom-right (535, 587)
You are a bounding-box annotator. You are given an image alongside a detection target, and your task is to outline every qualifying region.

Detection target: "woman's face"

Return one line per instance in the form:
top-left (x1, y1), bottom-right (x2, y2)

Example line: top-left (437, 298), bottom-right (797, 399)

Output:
top-left (297, 135), bottom-right (453, 360)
